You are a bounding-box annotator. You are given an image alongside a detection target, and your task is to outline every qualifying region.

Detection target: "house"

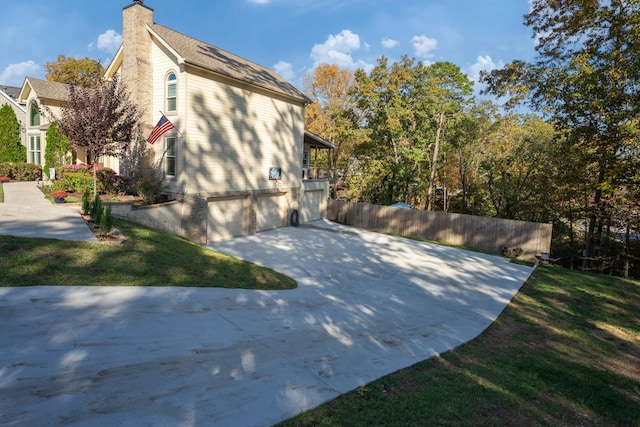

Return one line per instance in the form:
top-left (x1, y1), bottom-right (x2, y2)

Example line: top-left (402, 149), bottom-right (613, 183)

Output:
top-left (17, 78), bottom-right (106, 170)
top-left (18, 0), bottom-right (328, 244)
top-left (0, 85), bottom-right (27, 149)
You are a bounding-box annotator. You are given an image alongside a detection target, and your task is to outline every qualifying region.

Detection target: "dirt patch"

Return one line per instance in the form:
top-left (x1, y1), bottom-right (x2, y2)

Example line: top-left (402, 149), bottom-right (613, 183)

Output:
top-left (81, 214), bottom-right (127, 244)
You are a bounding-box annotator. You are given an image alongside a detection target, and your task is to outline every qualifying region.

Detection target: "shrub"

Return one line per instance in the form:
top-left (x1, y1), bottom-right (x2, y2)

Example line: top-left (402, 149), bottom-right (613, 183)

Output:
top-left (51, 180), bottom-right (69, 192)
top-left (61, 172), bottom-right (94, 194)
top-left (81, 190), bottom-right (91, 215)
top-left (135, 175), bottom-right (164, 205)
top-left (0, 162), bottom-right (42, 181)
top-left (96, 168), bottom-right (116, 193)
top-left (100, 205), bottom-right (113, 233)
top-left (91, 194), bottom-right (103, 224)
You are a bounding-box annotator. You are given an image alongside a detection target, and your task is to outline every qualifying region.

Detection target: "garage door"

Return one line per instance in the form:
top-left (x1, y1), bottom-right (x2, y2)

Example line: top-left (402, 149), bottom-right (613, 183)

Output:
top-left (301, 190), bottom-right (323, 223)
top-left (208, 196), bottom-right (246, 242)
top-left (257, 194), bottom-right (285, 232)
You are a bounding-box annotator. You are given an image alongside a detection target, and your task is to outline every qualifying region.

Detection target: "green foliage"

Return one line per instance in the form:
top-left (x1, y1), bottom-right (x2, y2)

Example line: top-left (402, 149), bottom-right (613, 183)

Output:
top-left (348, 56), bottom-right (474, 207)
top-left (0, 104), bottom-right (26, 163)
top-left (135, 174), bottom-right (164, 205)
top-left (90, 194), bottom-right (103, 224)
top-left (51, 180), bottom-right (68, 193)
top-left (481, 1), bottom-right (640, 271)
top-left (43, 122), bottom-right (71, 179)
top-left (57, 172), bottom-right (93, 194)
top-left (99, 205), bottom-right (112, 233)
top-left (0, 162), bottom-right (42, 181)
top-left (81, 190), bottom-right (90, 215)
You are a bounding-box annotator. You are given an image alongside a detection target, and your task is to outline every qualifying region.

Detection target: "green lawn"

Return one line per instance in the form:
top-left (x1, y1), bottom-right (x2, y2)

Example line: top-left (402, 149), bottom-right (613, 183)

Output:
top-left (0, 218), bottom-right (296, 289)
top-left (278, 267), bottom-right (640, 427)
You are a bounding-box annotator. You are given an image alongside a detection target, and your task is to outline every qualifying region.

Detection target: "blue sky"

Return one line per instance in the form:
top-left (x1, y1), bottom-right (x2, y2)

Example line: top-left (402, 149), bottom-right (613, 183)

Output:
top-left (0, 0), bottom-right (536, 96)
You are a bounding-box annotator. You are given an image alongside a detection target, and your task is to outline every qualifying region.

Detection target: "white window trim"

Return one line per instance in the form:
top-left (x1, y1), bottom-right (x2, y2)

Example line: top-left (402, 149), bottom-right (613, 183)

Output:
top-left (165, 135), bottom-right (177, 178)
top-left (166, 71), bottom-right (177, 114)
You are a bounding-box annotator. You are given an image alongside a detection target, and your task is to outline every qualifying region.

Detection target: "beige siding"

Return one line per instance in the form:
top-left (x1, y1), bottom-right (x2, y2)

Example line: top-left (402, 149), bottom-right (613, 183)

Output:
top-left (150, 41), bottom-right (185, 192)
top-left (183, 67), bottom-right (304, 194)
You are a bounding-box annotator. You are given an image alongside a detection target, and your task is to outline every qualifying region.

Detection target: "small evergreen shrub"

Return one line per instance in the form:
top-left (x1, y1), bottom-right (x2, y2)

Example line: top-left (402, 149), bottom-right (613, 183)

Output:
top-left (100, 205), bottom-right (112, 233)
top-left (91, 194), bottom-right (103, 224)
top-left (81, 190), bottom-right (91, 215)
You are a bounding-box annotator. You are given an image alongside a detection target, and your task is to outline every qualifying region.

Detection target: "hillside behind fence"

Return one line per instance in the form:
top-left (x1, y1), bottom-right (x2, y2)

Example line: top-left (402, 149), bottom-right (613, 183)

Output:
top-left (328, 200), bottom-right (552, 262)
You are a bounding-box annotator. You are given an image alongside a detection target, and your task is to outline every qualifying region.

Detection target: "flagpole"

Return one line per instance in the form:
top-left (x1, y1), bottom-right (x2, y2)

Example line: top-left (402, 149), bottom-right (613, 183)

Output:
top-left (159, 110), bottom-right (184, 138)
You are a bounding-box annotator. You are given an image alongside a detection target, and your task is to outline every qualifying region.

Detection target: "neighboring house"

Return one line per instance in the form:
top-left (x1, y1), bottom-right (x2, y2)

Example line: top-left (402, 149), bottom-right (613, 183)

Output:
top-left (17, 78), bottom-right (107, 171)
top-left (0, 85), bottom-right (27, 149)
top-left (101, 0), bottom-right (331, 243)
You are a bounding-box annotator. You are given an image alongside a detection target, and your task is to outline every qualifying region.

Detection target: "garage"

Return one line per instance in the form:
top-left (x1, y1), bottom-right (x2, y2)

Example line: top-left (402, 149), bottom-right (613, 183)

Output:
top-left (301, 189), bottom-right (324, 223)
top-left (207, 196), bottom-right (247, 242)
top-left (256, 193), bottom-right (286, 232)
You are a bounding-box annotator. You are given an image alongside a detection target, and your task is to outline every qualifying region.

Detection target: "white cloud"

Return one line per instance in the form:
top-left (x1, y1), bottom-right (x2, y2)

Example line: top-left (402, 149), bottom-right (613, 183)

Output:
top-left (273, 61), bottom-right (295, 81)
top-left (248, 0), bottom-right (270, 3)
top-left (310, 29), bottom-right (372, 71)
top-left (467, 55), bottom-right (504, 83)
top-left (97, 29), bottom-right (122, 55)
top-left (411, 35), bottom-right (438, 59)
top-left (0, 60), bottom-right (40, 86)
top-left (381, 38), bottom-right (399, 49)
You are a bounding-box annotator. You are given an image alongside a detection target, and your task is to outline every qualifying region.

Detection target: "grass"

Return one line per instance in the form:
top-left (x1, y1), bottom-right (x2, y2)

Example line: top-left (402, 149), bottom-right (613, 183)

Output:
top-left (0, 218), bottom-right (296, 290)
top-left (278, 267), bottom-right (640, 427)
top-left (0, 182), bottom-right (4, 202)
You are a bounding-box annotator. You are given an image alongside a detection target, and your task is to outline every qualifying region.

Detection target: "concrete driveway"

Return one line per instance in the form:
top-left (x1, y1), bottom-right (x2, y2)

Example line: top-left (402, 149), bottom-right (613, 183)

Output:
top-left (0, 220), bottom-right (533, 427)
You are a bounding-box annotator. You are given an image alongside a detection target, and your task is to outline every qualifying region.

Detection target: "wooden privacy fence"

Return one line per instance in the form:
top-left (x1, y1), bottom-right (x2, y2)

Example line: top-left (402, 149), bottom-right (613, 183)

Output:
top-left (328, 200), bottom-right (552, 262)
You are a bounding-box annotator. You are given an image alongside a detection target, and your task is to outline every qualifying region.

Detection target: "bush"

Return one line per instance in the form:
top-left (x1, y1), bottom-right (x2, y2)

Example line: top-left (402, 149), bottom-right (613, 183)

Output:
top-left (60, 172), bottom-right (94, 194)
top-left (0, 162), bottom-right (42, 181)
top-left (51, 180), bottom-right (69, 192)
top-left (135, 175), bottom-right (164, 205)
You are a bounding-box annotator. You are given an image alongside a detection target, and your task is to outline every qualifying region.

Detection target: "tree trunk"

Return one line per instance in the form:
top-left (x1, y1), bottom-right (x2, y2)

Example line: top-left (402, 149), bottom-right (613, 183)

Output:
top-left (623, 218), bottom-right (630, 279)
top-left (426, 111), bottom-right (445, 211)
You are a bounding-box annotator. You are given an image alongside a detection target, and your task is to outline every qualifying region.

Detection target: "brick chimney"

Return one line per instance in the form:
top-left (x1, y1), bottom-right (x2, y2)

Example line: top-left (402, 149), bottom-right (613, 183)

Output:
top-left (122, 1), bottom-right (154, 128)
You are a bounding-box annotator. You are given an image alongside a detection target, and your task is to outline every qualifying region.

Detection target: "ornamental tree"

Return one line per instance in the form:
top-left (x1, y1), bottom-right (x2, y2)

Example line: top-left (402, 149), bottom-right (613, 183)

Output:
top-left (52, 76), bottom-right (142, 198)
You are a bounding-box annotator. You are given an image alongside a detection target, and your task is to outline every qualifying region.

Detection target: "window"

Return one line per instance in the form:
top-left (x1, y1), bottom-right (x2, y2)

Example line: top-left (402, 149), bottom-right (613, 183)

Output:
top-left (165, 136), bottom-right (176, 176)
top-left (302, 150), bottom-right (310, 167)
top-left (29, 135), bottom-right (41, 165)
top-left (29, 102), bottom-right (40, 127)
top-left (166, 72), bottom-right (177, 112)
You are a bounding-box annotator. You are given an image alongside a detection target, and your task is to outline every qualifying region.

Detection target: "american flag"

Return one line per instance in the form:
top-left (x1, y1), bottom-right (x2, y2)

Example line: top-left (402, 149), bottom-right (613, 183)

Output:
top-left (147, 115), bottom-right (175, 144)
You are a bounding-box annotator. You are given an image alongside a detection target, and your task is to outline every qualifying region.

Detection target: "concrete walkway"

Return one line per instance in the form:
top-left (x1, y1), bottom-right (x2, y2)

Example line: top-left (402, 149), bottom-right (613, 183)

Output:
top-left (0, 181), bottom-right (98, 242)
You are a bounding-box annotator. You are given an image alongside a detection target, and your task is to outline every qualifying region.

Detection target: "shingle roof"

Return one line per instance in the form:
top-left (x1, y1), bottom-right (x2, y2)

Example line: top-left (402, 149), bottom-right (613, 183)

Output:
top-left (150, 24), bottom-right (309, 104)
top-left (24, 78), bottom-right (70, 102)
top-left (1, 85), bottom-right (21, 100)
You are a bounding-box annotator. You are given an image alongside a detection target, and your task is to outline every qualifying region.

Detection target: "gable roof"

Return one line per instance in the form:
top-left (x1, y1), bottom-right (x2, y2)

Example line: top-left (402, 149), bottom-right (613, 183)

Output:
top-left (0, 86), bottom-right (26, 113)
top-left (148, 24), bottom-right (309, 104)
top-left (19, 78), bottom-right (70, 103)
top-left (1, 86), bottom-right (21, 100)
